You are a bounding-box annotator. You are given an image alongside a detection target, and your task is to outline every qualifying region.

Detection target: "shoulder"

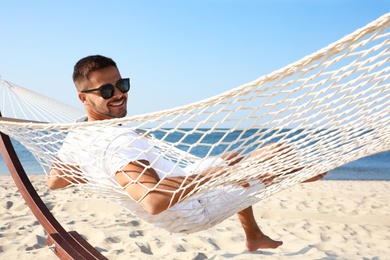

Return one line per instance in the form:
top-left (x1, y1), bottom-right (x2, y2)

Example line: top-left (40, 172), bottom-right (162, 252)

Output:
top-left (75, 115), bottom-right (88, 122)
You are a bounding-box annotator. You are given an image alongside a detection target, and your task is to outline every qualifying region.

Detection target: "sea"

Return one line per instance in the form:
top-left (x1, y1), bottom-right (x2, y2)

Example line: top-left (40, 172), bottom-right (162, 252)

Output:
top-left (0, 132), bottom-right (389, 181)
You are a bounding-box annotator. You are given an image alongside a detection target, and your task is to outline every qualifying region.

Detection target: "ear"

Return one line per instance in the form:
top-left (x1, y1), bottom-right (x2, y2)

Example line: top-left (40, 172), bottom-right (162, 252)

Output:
top-left (78, 92), bottom-right (88, 104)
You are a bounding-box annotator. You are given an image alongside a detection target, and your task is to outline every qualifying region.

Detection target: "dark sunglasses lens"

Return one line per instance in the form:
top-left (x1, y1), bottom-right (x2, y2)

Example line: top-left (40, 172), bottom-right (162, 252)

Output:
top-left (100, 85), bottom-right (115, 99)
top-left (117, 79), bottom-right (130, 93)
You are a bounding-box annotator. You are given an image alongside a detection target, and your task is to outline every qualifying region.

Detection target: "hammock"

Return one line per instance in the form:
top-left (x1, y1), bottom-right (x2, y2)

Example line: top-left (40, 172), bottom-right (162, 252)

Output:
top-left (1, 12), bottom-right (390, 234)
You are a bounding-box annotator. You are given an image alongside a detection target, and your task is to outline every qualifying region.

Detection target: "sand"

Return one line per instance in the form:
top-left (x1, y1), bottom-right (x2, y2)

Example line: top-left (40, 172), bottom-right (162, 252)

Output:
top-left (0, 175), bottom-right (389, 259)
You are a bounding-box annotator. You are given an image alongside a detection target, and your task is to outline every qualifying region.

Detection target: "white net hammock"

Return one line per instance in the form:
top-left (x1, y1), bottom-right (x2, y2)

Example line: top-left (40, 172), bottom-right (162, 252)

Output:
top-left (1, 13), bottom-right (390, 234)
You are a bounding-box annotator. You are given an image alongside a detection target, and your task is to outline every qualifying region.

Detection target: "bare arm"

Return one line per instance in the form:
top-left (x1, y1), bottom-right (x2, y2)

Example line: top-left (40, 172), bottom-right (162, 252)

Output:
top-left (115, 160), bottom-right (223, 215)
top-left (115, 145), bottom-right (327, 215)
top-left (48, 160), bottom-right (87, 190)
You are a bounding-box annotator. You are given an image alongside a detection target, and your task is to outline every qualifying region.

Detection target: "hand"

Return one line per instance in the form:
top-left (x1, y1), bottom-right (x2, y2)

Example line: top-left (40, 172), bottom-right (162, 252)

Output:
top-left (240, 173), bottom-right (276, 188)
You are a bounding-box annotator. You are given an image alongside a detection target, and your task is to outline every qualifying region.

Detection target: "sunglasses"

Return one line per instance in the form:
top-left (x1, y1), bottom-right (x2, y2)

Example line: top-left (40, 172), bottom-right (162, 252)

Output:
top-left (81, 78), bottom-right (130, 99)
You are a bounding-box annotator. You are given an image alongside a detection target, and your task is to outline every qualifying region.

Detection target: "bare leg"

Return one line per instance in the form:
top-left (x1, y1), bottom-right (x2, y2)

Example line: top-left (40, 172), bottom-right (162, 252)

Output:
top-left (237, 206), bottom-right (283, 251)
top-left (221, 151), bottom-right (282, 250)
top-left (220, 144), bottom-right (285, 165)
top-left (221, 145), bottom-right (327, 183)
top-left (221, 147), bottom-right (321, 251)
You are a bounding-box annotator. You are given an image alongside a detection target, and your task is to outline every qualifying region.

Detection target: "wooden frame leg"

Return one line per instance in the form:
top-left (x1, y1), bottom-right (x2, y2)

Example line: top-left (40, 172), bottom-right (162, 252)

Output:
top-left (0, 113), bottom-right (108, 259)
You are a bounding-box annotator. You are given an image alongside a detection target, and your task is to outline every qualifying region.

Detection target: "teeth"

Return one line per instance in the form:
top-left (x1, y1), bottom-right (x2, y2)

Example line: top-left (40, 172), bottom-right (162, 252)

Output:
top-left (111, 100), bottom-right (124, 107)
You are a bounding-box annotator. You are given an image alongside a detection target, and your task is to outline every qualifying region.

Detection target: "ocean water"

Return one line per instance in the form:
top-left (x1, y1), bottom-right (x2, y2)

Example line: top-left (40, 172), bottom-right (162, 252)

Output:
top-left (0, 131), bottom-right (389, 181)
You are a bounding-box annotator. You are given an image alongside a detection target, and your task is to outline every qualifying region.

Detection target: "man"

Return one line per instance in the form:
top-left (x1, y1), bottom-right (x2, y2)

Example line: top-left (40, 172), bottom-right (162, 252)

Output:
top-left (48, 55), bottom-right (325, 252)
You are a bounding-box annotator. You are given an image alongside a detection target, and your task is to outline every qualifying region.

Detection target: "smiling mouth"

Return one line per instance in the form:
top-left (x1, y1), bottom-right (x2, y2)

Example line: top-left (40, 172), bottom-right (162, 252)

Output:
top-left (110, 99), bottom-right (125, 107)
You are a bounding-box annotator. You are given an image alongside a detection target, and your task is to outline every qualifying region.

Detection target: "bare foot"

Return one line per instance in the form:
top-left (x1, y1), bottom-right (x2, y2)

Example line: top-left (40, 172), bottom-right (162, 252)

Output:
top-left (246, 233), bottom-right (283, 252)
top-left (303, 172), bottom-right (328, 183)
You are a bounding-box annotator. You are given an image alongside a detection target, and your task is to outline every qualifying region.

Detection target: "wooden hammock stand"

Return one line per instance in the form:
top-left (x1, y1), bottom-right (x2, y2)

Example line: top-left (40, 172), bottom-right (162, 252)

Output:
top-left (0, 113), bottom-right (107, 259)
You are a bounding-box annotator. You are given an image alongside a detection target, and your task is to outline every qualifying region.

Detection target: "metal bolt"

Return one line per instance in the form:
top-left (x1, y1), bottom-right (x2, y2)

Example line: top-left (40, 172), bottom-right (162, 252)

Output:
top-left (48, 244), bottom-right (56, 251)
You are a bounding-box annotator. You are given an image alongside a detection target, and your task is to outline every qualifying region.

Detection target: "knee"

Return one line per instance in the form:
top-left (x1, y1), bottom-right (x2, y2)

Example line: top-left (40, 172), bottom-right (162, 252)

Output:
top-left (221, 151), bottom-right (242, 165)
top-left (266, 143), bottom-right (291, 153)
top-left (249, 142), bottom-right (292, 161)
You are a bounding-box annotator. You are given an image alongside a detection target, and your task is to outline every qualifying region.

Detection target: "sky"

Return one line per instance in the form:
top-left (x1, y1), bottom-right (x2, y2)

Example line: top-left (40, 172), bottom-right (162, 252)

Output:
top-left (1, 0), bottom-right (389, 117)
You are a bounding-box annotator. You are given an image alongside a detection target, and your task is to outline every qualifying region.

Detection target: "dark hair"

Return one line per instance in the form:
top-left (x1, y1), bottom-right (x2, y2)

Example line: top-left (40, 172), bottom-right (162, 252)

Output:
top-left (73, 55), bottom-right (117, 90)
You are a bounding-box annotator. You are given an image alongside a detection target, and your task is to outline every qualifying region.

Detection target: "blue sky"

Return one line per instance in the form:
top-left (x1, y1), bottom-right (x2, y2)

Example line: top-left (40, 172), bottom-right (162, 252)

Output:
top-left (1, 1), bottom-right (389, 117)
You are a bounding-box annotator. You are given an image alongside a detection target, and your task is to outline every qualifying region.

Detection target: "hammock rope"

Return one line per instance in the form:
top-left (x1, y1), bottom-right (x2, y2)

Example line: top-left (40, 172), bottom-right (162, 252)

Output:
top-left (0, 12), bottom-right (389, 234)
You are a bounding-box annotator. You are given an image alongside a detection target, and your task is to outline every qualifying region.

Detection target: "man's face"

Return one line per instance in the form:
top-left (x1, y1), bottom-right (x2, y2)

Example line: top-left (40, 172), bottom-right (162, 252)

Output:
top-left (78, 66), bottom-right (128, 121)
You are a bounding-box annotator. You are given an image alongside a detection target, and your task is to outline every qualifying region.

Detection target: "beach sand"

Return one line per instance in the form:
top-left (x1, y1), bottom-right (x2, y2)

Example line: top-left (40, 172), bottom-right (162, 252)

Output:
top-left (0, 175), bottom-right (389, 259)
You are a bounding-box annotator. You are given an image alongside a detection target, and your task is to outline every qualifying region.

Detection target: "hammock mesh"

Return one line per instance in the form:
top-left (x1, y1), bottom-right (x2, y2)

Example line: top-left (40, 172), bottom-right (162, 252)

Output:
top-left (0, 12), bottom-right (389, 233)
